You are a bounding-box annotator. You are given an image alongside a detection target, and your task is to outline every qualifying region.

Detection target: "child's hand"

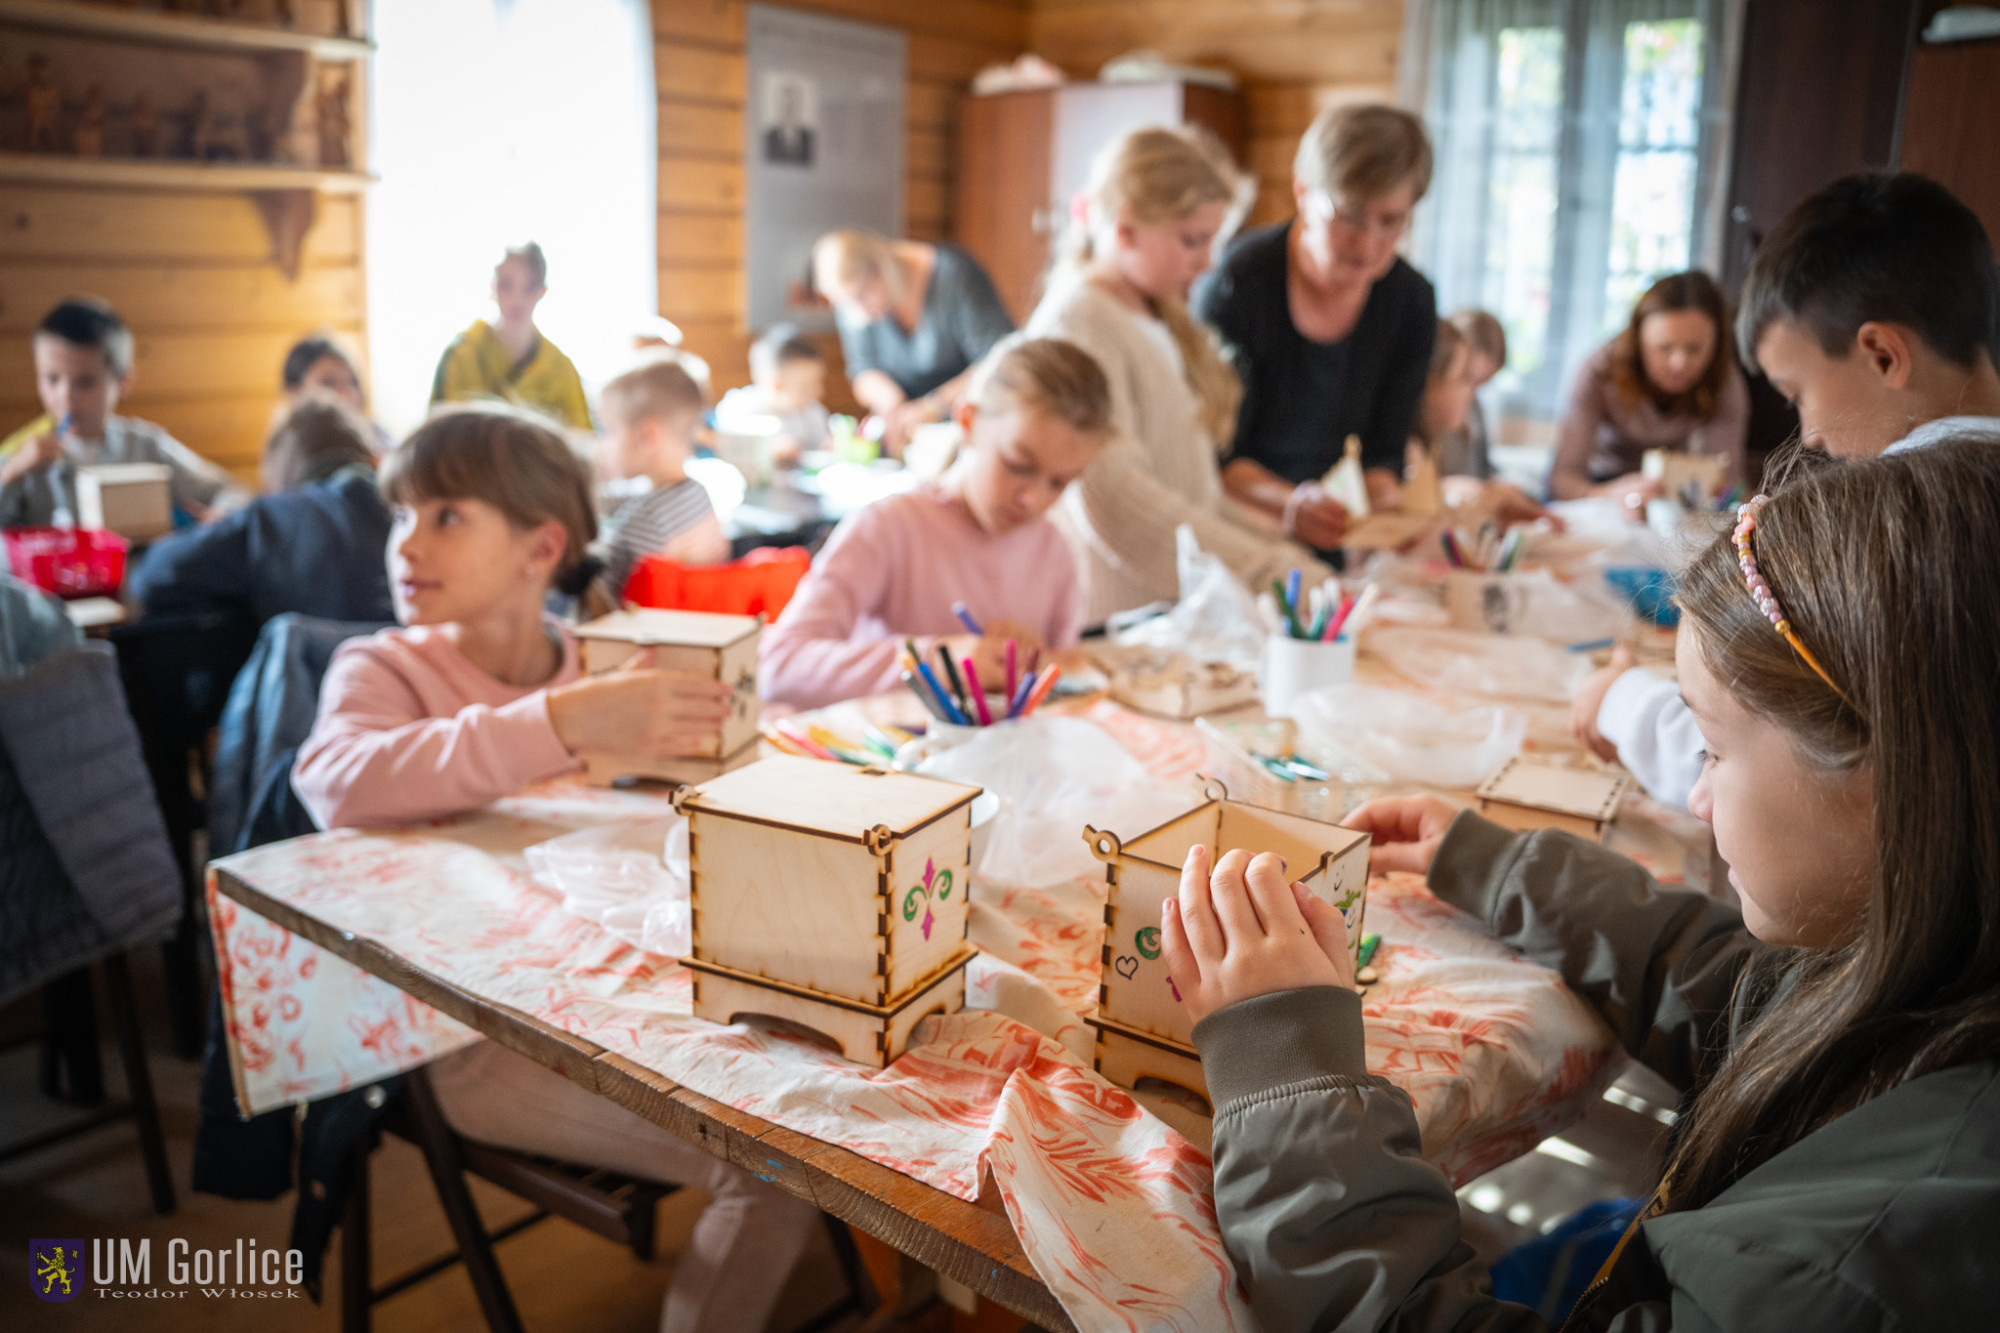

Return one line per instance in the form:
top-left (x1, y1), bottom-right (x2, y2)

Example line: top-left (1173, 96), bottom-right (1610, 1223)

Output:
top-left (0, 425), bottom-right (62, 485)
top-left (1160, 845), bottom-right (1354, 1026)
top-left (547, 650), bottom-right (733, 759)
top-left (1341, 796), bottom-right (1462, 876)
top-left (1571, 645), bottom-right (1636, 763)
top-left (942, 623), bottom-right (1044, 695)
top-left (1283, 481), bottom-right (1351, 548)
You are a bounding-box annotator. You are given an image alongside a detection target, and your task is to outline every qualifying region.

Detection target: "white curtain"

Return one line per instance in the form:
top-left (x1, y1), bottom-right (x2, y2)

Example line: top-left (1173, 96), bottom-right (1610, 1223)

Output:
top-left (1406, 0), bottom-right (1742, 421)
top-left (365, 0), bottom-right (657, 437)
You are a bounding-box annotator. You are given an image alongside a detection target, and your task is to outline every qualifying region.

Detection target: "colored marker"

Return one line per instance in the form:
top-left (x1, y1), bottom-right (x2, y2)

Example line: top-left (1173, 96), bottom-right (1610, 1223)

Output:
top-left (1004, 638), bottom-right (1018, 705)
top-left (915, 658), bottom-right (968, 724)
top-left (961, 657), bottom-right (994, 725)
top-left (1020, 663), bottom-right (1062, 715)
top-left (952, 601), bottom-right (984, 636)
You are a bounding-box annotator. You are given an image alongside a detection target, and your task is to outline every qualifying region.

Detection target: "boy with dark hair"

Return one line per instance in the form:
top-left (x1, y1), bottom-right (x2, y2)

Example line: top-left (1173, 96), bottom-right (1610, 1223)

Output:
top-left (715, 322), bottom-right (831, 457)
top-left (1578, 170), bottom-right (2000, 808)
top-left (1, 297), bottom-right (245, 528)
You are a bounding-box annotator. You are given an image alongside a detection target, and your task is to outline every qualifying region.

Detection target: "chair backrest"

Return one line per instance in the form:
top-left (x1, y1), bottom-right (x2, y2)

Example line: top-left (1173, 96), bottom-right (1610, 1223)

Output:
top-left (209, 614), bottom-right (393, 856)
top-left (0, 642), bottom-right (181, 1002)
top-left (622, 545), bottom-right (810, 618)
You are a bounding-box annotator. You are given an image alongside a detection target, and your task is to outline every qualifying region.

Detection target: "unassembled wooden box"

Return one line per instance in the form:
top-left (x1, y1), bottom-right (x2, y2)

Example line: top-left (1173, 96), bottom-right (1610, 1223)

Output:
top-left (574, 609), bottom-right (760, 785)
top-left (1096, 646), bottom-right (1258, 719)
top-left (1476, 756), bottom-right (1633, 841)
top-left (669, 756), bottom-right (983, 1067)
top-left (76, 463), bottom-right (173, 542)
top-left (1083, 781), bottom-right (1372, 1098)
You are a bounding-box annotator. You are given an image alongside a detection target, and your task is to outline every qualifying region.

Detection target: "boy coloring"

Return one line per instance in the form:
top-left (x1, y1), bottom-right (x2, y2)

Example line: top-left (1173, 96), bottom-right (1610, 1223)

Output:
top-left (715, 324), bottom-right (831, 459)
top-left (1577, 171), bottom-right (2000, 807)
top-left (593, 355), bottom-right (729, 604)
top-left (1, 298), bottom-right (245, 530)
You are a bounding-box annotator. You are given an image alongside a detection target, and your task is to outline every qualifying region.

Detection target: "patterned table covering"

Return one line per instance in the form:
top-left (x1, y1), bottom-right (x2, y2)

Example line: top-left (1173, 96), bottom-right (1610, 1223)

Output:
top-left (209, 700), bottom-right (1643, 1331)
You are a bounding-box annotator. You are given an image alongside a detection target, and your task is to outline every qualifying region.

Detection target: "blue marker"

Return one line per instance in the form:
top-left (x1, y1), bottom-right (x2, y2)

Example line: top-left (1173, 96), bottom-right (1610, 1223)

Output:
top-left (915, 659), bottom-right (969, 725)
top-left (951, 601), bottom-right (984, 636)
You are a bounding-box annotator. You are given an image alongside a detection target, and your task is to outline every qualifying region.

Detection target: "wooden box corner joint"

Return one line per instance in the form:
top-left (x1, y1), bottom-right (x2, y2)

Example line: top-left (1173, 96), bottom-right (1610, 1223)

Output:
top-left (574, 608), bottom-right (762, 786)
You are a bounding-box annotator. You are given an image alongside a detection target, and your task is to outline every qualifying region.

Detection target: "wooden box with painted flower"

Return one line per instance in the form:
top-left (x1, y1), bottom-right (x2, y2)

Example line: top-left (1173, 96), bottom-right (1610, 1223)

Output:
top-left (668, 756), bottom-right (983, 1067)
top-left (574, 608), bottom-right (761, 785)
top-left (1082, 782), bottom-right (1371, 1098)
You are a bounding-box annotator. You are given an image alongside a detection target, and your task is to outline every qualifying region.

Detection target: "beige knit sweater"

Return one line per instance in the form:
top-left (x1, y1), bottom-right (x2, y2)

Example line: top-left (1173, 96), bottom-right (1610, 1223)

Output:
top-left (1025, 275), bottom-right (1330, 627)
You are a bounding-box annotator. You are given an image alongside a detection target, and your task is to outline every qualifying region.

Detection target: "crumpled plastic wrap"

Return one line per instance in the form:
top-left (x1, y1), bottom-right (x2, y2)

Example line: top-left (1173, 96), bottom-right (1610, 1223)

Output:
top-left (1113, 525), bottom-right (1268, 669)
top-left (524, 817), bottom-right (692, 957)
top-left (1369, 626), bottom-right (1591, 703)
top-left (1292, 683), bottom-right (1527, 788)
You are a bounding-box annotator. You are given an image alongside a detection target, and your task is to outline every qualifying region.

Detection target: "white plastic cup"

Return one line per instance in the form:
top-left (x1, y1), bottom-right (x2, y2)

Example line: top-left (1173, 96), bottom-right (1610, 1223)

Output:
top-left (1261, 633), bottom-right (1357, 719)
top-left (1442, 570), bottom-right (1530, 634)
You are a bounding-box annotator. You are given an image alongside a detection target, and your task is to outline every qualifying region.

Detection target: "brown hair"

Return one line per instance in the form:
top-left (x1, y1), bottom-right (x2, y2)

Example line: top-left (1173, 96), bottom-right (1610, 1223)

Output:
top-left (1066, 125), bottom-right (1250, 448)
top-left (600, 353), bottom-right (708, 427)
top-left (1449, 308), bottom-right (1506, 370)
top-left (1607, 270), bottom-right (1733, 419)
top-left (382, 405), bottom-right (598, 595)
top-left (1294, 103), bottom-right (1433, 203)
top-left (501, 241), bottom-right (548, 288)
top-left (262, 397), bottom-right (376, 493)
top-left (1427, 317), bottom-right (1467, 382)
top-left (968, 335), bottom-right (1113, 438)
top-left (1664, 436), bottom-right (2000, 1212)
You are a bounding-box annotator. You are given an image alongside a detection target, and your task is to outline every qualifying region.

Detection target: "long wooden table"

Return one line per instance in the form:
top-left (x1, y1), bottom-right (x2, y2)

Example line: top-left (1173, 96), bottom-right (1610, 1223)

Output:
top-left (210, 862), bottom-right (1077, 1332)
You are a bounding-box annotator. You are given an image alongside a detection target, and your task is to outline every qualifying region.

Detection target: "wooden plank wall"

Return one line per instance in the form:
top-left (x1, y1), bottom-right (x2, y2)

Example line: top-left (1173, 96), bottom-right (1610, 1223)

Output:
top-left (653, 0), bottom-right (1031, 401)
top-left (0, 189), bottom-right (366, 484)
top-left (1028, 0), bottom-right (1406, 227)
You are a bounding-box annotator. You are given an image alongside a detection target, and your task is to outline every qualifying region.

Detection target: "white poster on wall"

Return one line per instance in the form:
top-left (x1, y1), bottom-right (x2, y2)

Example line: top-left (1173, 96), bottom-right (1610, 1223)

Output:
top-left (744, 4), bottom-right (906, 332)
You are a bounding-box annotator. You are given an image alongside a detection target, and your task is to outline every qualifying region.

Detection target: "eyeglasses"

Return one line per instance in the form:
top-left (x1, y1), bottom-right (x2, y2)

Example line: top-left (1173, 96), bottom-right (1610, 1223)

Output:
top-left (1304, 190), bottom-right (1411, 241)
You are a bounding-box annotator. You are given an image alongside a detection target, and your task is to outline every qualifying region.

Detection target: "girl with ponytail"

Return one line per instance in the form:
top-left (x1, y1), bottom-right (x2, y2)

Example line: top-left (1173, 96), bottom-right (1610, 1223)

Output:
top-left (1024, 125), bottom-right (1331, 627)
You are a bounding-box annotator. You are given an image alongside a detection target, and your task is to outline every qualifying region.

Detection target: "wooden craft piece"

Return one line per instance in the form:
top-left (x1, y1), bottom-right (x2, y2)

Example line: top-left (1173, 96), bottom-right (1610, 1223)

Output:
top-left (574, 609), bottom-right (760, 781)
top-left (76, 463), bottom-right (172, 541)
top-left (1322, 433), bottom-right (1370, 515)
top-left (685, 950), bottom-right (970, 1068)
top-left (1083, 780), bottom-right (1371, 1078)
top-left (1090, 1017), bottom-right (1208, 1102)
top-left (1643, 449), bottom-right (1727, 506)
top-left (1402, 440), bottom-right (1444, 518)
top-left (1096, 646), bottom-right (1257, 719)
top-left (1475, 756), bottom-right (1633, 841)
top-left (671, 756), bottom-right (983, 1066)
top-left (580, 737), bottom-right (759, 790)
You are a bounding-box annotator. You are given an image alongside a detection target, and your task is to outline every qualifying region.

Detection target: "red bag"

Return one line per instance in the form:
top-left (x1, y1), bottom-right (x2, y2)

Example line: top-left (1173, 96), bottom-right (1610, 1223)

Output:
top-left (622, 546), bottom-right (811, 619)
top-left (4, 526), bottom-right (129, 599)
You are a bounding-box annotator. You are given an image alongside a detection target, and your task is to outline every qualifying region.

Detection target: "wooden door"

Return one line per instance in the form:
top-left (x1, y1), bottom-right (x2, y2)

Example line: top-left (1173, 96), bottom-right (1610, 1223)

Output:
top-left (954, 88), bottom-right (1057, 323)
top-left (1898, 37), bottom-right (2000, 248)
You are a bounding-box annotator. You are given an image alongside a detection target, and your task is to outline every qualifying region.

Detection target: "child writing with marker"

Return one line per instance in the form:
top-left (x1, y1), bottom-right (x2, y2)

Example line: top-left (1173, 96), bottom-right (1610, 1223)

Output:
top-left (1164, 436), bottom-right (2000, 1330)
top-left (290, 404), bottom-right (824, 1333)
top-left (759, 336), bottom-right (1108, 708)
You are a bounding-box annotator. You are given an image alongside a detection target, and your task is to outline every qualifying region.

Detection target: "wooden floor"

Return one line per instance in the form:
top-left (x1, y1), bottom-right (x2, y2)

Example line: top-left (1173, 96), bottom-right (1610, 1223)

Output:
top-left (0, 948), bottom-right (859, 1332)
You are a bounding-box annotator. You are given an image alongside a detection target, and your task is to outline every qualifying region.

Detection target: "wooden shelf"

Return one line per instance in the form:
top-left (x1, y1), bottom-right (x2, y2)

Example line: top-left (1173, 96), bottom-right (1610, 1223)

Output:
top-left (0, 150), bottom-right (369, 192)
top-left (0, 0), bottom-right (371, 59)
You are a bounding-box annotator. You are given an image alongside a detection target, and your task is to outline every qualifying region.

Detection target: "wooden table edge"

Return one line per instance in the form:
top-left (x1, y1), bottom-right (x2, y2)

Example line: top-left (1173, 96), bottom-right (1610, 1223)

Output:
top-left (210, 865), bottom-right (1078, 1332)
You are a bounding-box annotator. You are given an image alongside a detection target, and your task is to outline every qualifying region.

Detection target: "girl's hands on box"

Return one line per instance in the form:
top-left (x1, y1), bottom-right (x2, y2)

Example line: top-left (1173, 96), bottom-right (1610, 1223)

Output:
top-left (1342, 795), bottom-right (1461, 876)
top-left (547, 648), bottom-right (732, 759)
top-left (1161, 845), bottom-right (1354, 1026)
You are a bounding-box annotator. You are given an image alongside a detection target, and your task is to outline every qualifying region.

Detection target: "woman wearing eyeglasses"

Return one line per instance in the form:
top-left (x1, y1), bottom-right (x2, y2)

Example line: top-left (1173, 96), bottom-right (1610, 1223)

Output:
top-left (1194, 105), bottom-right (1438, 552)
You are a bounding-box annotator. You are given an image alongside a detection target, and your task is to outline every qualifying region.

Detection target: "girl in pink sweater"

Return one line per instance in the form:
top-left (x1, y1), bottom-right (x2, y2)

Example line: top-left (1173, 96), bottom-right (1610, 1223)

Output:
top-left (760, 336), bottom-right (1109, 707)
top-left (290, 405), bottom-right (826, 1333)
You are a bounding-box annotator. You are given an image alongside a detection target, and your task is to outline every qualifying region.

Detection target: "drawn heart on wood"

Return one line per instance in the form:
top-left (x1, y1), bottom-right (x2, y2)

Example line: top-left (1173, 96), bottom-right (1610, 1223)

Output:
top-left (1114, 955), bottom-right (1140, 981)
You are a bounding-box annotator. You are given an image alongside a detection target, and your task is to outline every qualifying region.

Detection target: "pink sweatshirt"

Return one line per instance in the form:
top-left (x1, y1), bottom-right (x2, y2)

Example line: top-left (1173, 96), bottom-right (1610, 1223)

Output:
top-left (758, 485), bottom-right (1082, 708)
top-left (293, 622), bottom-right (582, 829)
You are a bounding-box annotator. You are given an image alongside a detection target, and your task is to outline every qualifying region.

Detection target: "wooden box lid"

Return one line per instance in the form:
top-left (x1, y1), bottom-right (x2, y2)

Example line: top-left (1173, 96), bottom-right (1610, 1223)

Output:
top-left (1476, 757), bottom-right (1631, 823)
top-left (576, 608), bottom-right (760, 649)
top-left (673, 755), bottom-right (980, 845)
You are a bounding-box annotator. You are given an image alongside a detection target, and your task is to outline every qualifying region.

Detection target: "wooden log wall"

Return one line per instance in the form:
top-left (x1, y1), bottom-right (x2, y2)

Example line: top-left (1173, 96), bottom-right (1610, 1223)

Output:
top-left (0, 188), bottom-right (366, 485)
top-left (1027, 0), bottom-right (1406, 227)
top-left (653, 0), bottom-right (1032, 403)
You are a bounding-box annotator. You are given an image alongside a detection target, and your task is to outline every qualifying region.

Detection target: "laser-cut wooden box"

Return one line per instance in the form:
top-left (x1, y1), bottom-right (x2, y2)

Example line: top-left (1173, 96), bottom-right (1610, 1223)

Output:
top-left (669, 756), bottom-right (982, 1067)
top-left (1476, 756), bottom-right (1633, 841)
top-left (1082, 781), bottom-right (1371, 1097)
top-left (574, 609), bottom-right (761, 785)
top-left (77, 463), bottom-right (173, 542)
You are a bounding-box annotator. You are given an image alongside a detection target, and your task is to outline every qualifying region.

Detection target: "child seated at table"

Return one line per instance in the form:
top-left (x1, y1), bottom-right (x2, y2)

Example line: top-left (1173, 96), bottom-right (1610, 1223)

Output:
top-left (1574, 171), bottom-right (2000, 808)
top-left (0, 297), bottom-right (247, 528)
top-left (715, 323), bottom-right (831, 460)
top-left (1412, 318), bottom-right (1548, 528)
top-left (129, 397), bottom-right (395, 628)
top-left (290, 404), bottom-right (824, 1333)
top-left (594, 354), bottom-right (730, 605)
top-left (1165, 435), bottom-right (2000, 1330)
top-left (759, 336), bottom-right (1108, 708)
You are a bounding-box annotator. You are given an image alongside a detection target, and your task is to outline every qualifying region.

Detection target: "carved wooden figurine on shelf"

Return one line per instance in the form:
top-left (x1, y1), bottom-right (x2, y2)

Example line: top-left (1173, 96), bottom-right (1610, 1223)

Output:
top-left (128, 91), bottom-right (159, 158)
top-left (315, 66), bottom-right (351, 169)
top-left (72, 85), bottom-right (108, 158)
top-left (25, 56), bottom-right (61, 154)
top-left (183, 90), bottom-right (212, 160)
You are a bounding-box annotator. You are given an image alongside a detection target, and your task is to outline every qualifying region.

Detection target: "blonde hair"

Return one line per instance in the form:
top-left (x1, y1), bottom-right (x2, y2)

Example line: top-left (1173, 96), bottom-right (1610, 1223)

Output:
top-left (812, 230), bottom-right (902, 302)
top-left (1295, 104), bottom-right (1433, 203)
top-left (1450, 308), bottom-right (1507, 368)
top-left (600, 352), bottom-right (708, 426)
top-left (968, 335), bottom-right (1113, 437)
top-left (1065, 126), bottom-right (1249, 448)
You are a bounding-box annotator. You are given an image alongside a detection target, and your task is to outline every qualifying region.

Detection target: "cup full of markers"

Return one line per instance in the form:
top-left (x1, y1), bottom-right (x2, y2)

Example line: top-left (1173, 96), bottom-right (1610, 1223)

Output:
top-left (895, 601), bottom-right (1062, 730)
top-left (1258, 570), bottom-right (1380, 720)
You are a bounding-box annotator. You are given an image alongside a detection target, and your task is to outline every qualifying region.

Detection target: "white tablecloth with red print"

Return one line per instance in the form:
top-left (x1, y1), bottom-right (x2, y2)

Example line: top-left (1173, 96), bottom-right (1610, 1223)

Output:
top-left (208, 701), bottom-right (1644, 1331)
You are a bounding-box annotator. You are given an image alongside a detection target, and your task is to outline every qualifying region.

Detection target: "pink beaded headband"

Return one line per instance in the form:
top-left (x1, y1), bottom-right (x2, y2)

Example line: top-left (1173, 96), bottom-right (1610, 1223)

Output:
top-left (1732, 495), bottom-right (1852, 706)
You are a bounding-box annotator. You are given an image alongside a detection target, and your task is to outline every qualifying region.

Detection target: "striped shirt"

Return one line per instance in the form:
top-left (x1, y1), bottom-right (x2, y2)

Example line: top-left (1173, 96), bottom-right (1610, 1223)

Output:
top-left (599, 479), bottom-right (718, 598)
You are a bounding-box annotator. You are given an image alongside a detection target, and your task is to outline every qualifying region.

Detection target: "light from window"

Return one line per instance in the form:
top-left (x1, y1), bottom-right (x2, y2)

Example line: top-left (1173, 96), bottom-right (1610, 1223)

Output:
top-left (1482, 26), bottom-right (1564, 395)
top-left (1602, 19), bottom-right (1705, 336)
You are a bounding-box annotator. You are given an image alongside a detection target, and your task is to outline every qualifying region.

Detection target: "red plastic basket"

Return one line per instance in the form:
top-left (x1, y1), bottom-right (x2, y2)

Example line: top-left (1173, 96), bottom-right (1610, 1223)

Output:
top-left (4, 526), bottom-right (129, 599)
top-left (623, 546), bottom-right (811, 619)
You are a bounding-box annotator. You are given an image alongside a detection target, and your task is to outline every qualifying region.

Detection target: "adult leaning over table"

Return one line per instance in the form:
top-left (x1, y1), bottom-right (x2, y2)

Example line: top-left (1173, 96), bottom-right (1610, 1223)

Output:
top-left (1195, 104), bottom-right (1438, 551)
top-left (1025, 125), bottom-right (1330, 628)
top-left (812, 229), bottom-right (1015, 453)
